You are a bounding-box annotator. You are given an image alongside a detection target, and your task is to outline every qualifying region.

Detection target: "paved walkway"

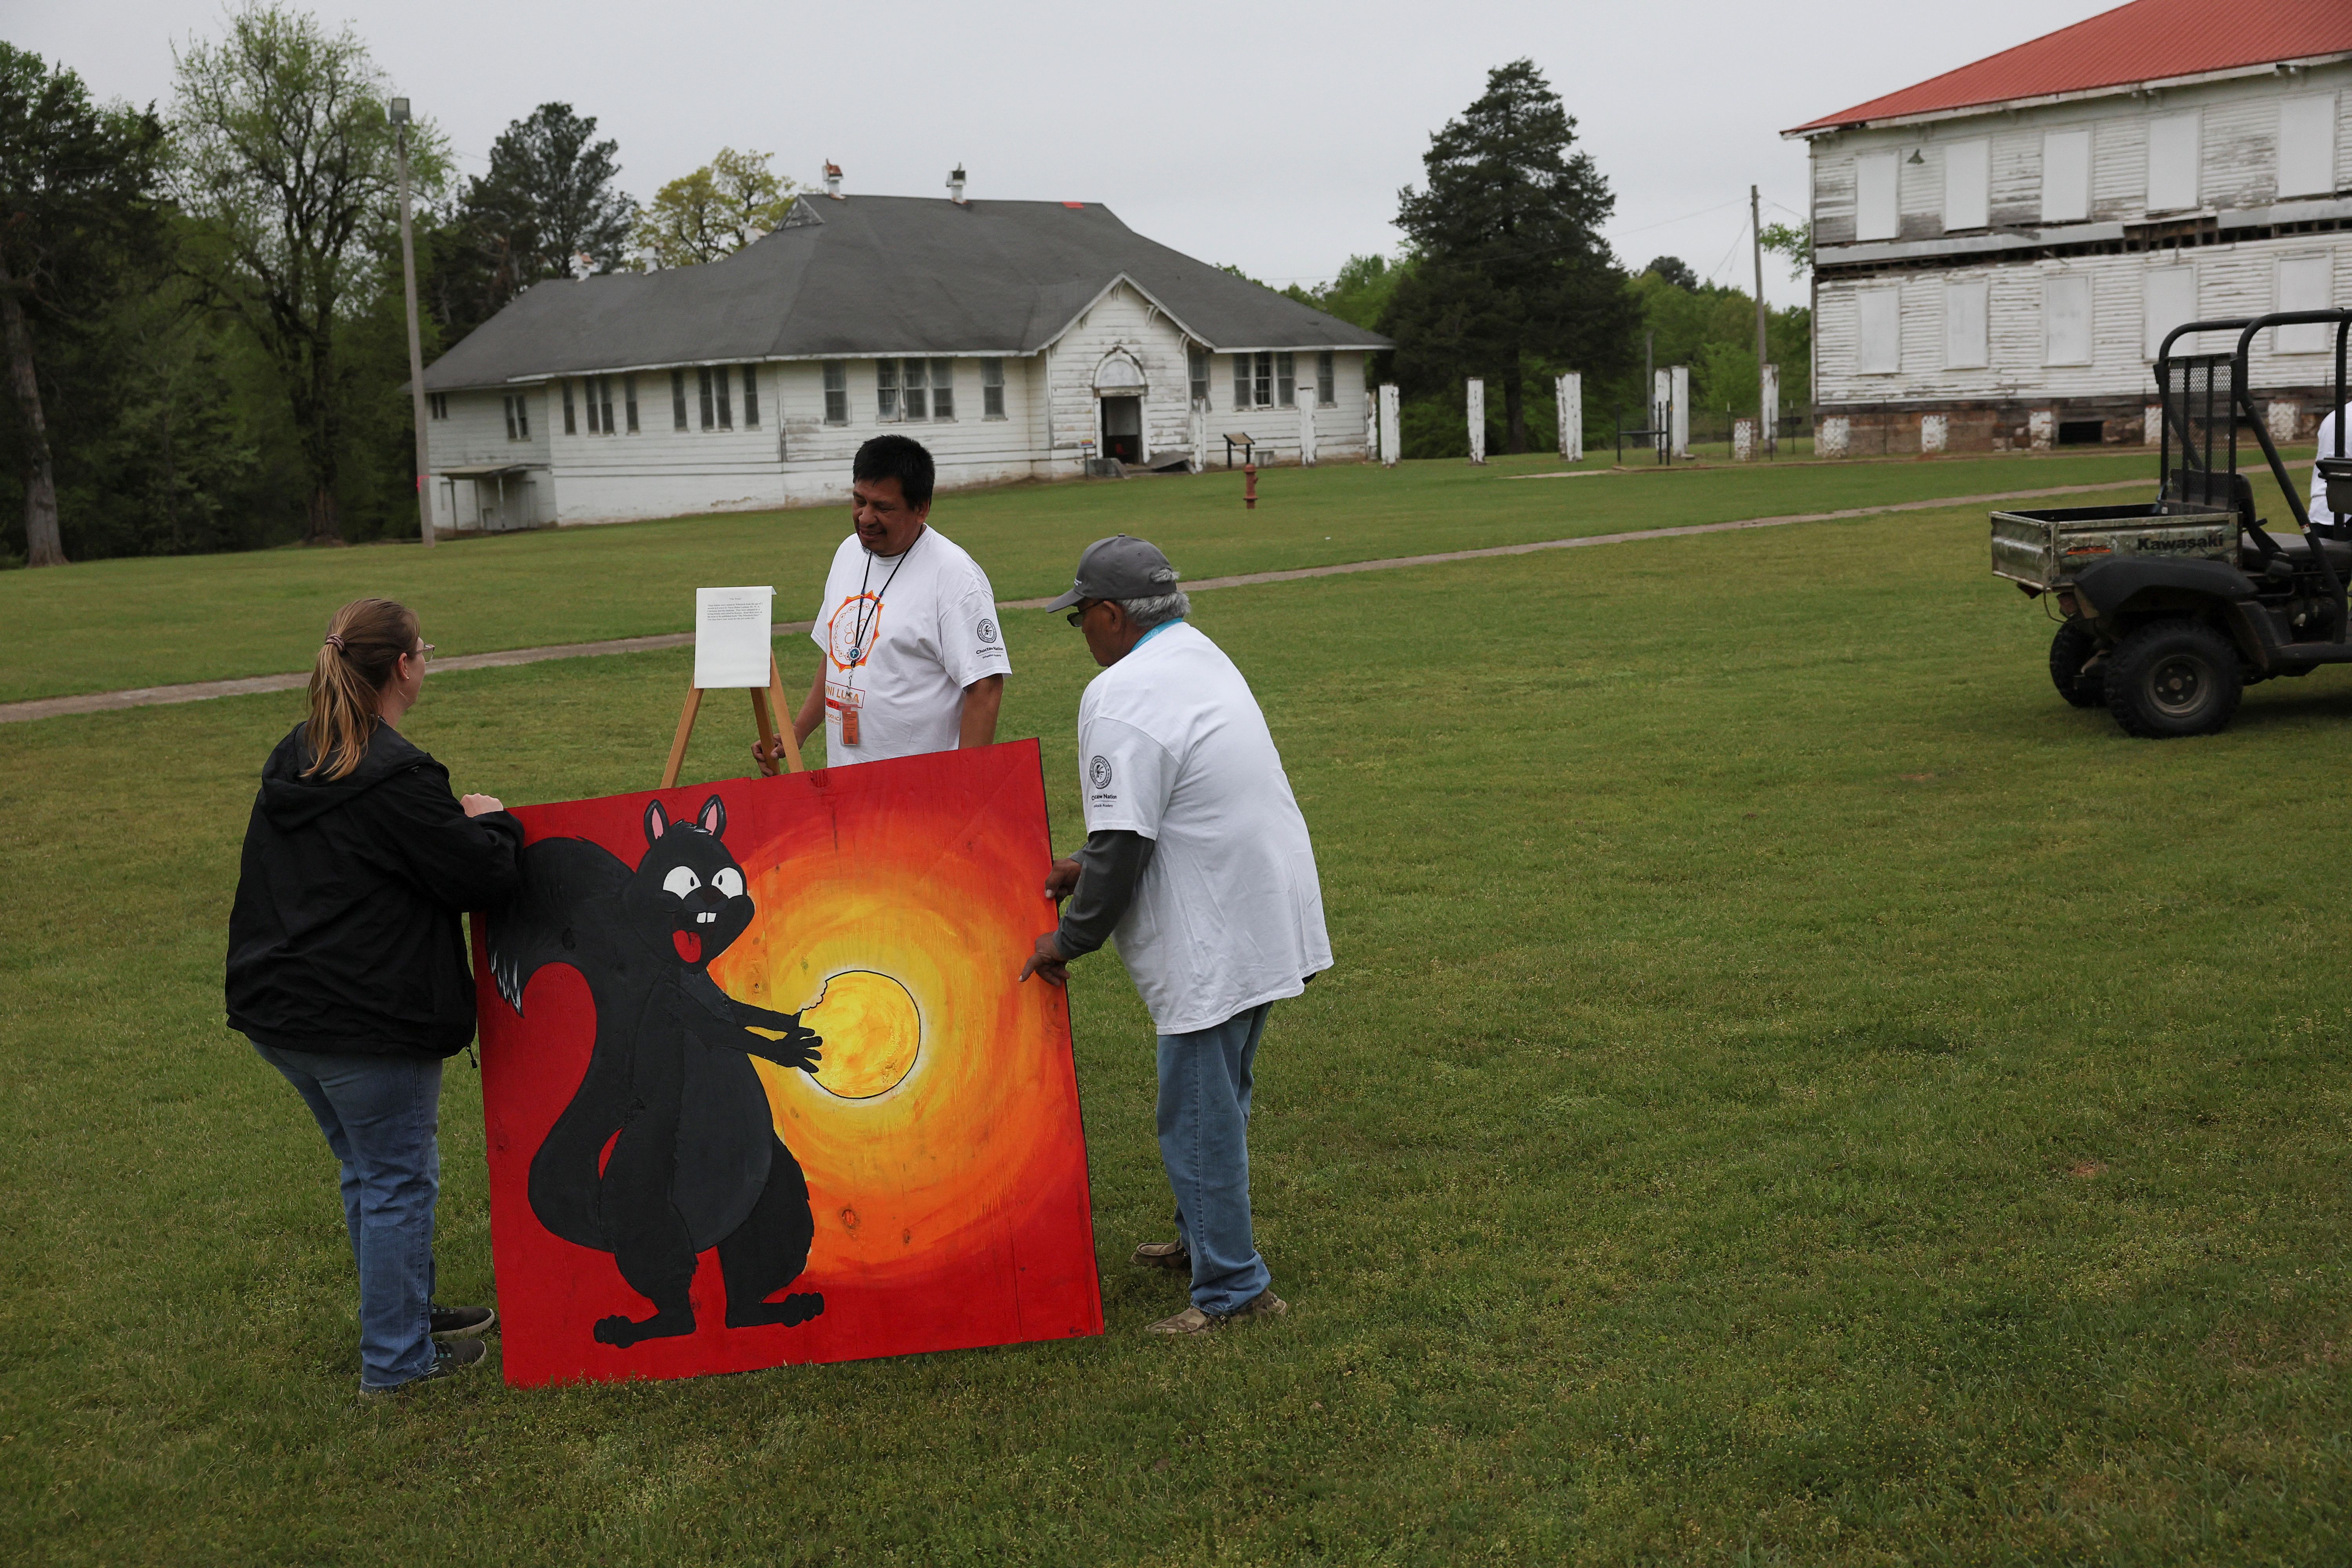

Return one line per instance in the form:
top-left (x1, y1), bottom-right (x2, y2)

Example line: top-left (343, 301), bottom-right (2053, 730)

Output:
top-left (0, 478), bottom-right (2144, 726)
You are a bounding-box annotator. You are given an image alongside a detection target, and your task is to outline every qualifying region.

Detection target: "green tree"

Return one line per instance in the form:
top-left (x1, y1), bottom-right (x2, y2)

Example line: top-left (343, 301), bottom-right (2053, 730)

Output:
top-left (633, 148), bottom-right (795, 269)
top-left (0, 44), bottom-right (166, 566)
top-left (437, 102), bottom-right (635, 339)
top-left (1289, 252), bottom-right (1410, 332)
top-left (169, 2), bottom-right (448, 545)
top-left (1381, 60), bottom-right (1637, 453)
top-left (1643, 255), bottom-right (1700, 292)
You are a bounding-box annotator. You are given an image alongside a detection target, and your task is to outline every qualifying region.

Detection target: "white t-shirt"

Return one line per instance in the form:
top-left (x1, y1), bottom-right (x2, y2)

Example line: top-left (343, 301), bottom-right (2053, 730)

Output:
top-left (808, 526), bottom-right (1009, 764)
top-left (2314, 406), bottom-right (2350, 530)
top-left (1078, 622), bottom-right (1332, 1034)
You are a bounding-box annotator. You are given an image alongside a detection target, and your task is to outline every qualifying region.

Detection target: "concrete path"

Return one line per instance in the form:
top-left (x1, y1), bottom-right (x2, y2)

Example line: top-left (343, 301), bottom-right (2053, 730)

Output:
top-left (0, 478), bottom-right (2145, 726)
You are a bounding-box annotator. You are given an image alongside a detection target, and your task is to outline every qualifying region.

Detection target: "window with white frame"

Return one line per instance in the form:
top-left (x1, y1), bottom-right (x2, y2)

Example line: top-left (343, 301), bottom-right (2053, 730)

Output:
top-left (1276, 352), bottom-right (1296, 407)
top-left (2278, 94), bottom-right (2339, 199)
top-left (2041, 130), bottom-right (2092, 223)
top-left (503, 394), bottom-right (530, 439)
top-left (902, 358), bottom-right (928, 420)
top-left (2147, 113), bottom-right (2200, 212)
top-left (623, 374), bottom-right (639, 433)
top-left (2143, 266), bottom-right (2197, 360)
top-left (741, 366), bottom-right (760, 427)
top-left (823, 361), bottom-right (848, 424)
top-left (981, 358), bottom-right (1004, 419)
top-left (1944, 281), bottom-right (1988, 369)
top-left (1232, 354), bottom-right (1250, 408)
top-left (1243, 351), bottom-right (1270, 407)
top-left (595, 376), bottom-right (615, 435)
top-left (1188, 347), bottom-right (1209, 406)
top-left (1316, 351), bottom-right (1335, 406)
top-left (671, 370), bottom-right (688, 430)
top-left (2274, 255), bottom-right (2335, 353)
top-left (1943, 139), bottom-right (1989, 232)
top-left (428, 393), bottom-right (448, 419)
top-left (1856, 288), bottom-right (1902, 373)
top-left (2044, 274), bottom-right (2092, 365)
top-left (1855, 150), bottom-right (1899, 241)
top-left (562, 380), bottom-right (577, 435)
top-left (876, 359), bottom-right (900, 421)
top-left (931, 359), bottom-right (955, 420)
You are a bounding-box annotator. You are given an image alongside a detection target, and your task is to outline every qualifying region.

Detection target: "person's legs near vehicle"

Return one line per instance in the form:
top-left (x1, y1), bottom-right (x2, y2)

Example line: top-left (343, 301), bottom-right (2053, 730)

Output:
top-left (1155, 1002), bottom-right (1274, 1316)
top-left (255, 1044), bottom-right (443, 1388)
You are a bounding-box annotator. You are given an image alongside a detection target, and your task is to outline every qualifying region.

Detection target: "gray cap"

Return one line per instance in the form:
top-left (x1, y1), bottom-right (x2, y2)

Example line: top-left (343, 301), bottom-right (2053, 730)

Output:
top-left (1042, 534), bottom-right (1180, 612)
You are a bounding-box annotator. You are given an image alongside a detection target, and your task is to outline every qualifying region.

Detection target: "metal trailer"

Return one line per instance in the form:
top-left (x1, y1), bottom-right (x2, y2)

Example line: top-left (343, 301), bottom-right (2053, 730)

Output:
top-left (1992, 307), bottom-right (2352, 737)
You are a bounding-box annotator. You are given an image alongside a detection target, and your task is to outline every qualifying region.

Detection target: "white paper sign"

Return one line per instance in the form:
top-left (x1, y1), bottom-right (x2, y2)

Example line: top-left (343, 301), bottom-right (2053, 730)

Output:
top-left (692, 586), bottom-right (775, 689)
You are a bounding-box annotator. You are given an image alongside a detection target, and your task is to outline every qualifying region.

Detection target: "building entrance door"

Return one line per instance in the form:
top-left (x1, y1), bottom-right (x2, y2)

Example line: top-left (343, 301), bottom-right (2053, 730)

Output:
top-left (1101, 397), bottom-right (1142, 464)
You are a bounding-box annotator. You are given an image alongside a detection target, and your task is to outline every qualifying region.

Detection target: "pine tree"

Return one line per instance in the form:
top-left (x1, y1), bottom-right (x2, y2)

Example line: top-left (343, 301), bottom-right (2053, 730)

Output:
top-left (441, 103), bottom-right (636, 336)
top-left (1382, 60), bottom-right (1637, 454)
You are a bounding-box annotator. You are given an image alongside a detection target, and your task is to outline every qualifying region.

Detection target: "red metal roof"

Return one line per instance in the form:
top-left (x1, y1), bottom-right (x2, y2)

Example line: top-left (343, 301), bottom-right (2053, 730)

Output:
top-left (1787, 0), bottom-right (2352, 134)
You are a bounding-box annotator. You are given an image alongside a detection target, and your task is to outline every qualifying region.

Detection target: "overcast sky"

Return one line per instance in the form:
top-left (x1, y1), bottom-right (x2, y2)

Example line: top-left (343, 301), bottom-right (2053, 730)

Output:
top-left (16, 0), bottom-right (2117, 304)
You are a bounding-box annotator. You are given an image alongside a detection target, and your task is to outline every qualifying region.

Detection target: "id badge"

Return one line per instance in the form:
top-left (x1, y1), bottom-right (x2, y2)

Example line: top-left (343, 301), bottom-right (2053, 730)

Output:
top-left (840, 706), bottom-right (861, 746)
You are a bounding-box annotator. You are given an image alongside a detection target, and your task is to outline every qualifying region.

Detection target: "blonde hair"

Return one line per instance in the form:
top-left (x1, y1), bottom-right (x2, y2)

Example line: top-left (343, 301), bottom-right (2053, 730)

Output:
top-left (304, 598), bottom-right (420, 780)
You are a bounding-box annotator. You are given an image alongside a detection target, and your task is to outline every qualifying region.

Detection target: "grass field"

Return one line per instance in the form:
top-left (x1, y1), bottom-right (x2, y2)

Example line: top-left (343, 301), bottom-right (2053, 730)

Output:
top-left (5, 455), bottom-right (2352, 1564)
top-left (4, 444), bottom-right (2274, 706)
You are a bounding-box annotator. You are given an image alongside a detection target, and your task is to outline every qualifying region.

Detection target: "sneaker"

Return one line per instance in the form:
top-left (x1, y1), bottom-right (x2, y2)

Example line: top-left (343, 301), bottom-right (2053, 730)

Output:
top-left (1131, 1240), bottom-right (1191, 1272)
top-left (430, 1303), bottom-right (497, 1338)
top-left (1143, 1291), bottom-right (1288, 1337)
top-left (361, 1338), bottom-right (486, 1394)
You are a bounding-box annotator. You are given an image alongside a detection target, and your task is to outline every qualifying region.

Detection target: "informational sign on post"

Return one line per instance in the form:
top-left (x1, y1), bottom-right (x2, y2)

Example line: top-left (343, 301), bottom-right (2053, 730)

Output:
top-left (692, 586), bottom-right (776, 690)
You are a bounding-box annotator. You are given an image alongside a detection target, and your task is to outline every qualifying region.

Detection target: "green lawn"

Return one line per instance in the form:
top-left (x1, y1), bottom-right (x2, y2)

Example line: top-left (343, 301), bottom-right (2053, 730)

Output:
top-left (2, 445), bottom-right (2259, 705)
top-left (4, 469), bottom-right (2350, 1563)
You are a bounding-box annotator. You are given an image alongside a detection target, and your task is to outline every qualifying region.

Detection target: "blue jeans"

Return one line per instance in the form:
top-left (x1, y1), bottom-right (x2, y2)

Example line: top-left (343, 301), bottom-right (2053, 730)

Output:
top-left (1156, 1002), bottom-right (1274, 1315)
top-left (254, 1044), bottom-right (443, 1388)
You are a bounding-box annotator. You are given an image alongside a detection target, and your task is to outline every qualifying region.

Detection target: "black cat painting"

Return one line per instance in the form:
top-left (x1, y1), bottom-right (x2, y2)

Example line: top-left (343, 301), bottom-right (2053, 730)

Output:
top-left (487, 794), bottom-right (827, 1348)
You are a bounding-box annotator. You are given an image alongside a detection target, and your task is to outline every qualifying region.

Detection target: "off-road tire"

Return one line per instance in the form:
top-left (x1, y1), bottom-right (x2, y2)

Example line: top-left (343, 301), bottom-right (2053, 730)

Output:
top-left (2105, 620), bottom-right (2243, 738)
top-left (2048, 617), bottom-right (2104, 708)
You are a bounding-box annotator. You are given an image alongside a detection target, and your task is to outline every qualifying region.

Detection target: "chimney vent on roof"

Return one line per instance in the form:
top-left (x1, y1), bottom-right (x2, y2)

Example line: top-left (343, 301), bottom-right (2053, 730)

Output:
top-left (823, 161), bottom-right (844, 199)
top-left (947, 165), bottom-right (967, 204)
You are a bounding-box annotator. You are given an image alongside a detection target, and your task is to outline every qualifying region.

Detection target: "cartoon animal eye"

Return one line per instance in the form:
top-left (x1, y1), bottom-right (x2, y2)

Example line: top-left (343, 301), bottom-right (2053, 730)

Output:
top-left (661, 866), bottom-right (701, 899)
top-left (711, 868), bottom-right (744, 898)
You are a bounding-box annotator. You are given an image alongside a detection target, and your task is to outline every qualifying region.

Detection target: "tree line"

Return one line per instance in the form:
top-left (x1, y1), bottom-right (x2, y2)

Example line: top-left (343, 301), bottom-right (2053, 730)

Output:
top-left (0, 4), bottom-right (804, 567)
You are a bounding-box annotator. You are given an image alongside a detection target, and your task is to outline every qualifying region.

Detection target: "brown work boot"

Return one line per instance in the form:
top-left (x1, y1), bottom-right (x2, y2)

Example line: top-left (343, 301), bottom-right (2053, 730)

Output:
top-left (1143, 1291), bottom-right (1287, 1336)
top-left (1131, 1239), bottom-right (1191, 1272)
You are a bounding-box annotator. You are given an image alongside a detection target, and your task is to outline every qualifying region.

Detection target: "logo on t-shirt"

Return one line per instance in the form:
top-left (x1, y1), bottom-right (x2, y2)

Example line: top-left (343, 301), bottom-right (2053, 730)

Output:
top-left (826, 593), bottom-right (882, 669)
top-left (1088, 755), bottom-right (1113, 789)
top-left (977, 618), bottom-right (998, 645)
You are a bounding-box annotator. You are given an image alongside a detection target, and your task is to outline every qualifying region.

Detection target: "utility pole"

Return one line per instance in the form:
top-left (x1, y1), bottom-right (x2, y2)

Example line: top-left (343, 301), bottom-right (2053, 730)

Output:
top-left (391, 97), bottom-right (435, 549)
top-left (1751, 184), bottom-right (1771, 457)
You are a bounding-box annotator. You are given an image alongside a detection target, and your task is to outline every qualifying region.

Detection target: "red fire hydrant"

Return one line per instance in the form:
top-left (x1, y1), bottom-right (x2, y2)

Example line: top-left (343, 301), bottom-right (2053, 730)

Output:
top-left (1243, 463), bottom-right (1258, 510)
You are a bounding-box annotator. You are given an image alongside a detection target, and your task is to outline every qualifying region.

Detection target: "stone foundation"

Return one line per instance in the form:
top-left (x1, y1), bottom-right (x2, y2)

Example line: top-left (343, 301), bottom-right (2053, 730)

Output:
top-left (1813, 387), bottom-right (2346, 456)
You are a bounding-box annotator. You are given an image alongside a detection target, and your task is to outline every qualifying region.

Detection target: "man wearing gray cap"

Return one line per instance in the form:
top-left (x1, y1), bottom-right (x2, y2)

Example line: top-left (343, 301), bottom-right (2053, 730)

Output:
top-left (1020, 535), bottom-right (1332, 1336)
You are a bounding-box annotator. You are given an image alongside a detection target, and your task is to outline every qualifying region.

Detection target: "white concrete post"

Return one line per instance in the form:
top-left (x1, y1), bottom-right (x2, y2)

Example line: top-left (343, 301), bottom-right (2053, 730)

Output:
top-left (1191, 398), bottom-right (1208, 473)
top-left (1364, 390), bottom-right (1377, 459)
top-left (2268, 401), bottom-right (2301, 445)
top-left (1379, 383), bottom-right (1400, 467)
top-left (1670, 365), bottom-right (1690, 459)
top-left (1760, 363), bottom-right (1780, 457)
top-left (1299, 389), bottom-right (1318, 466)
top-left (1921, 413), bottom-right (1949, 454)
top-left (2029, 409), bottom-right (2056, 451)
top-left (1652, 368), bottom-right (1671, 460)
top-left (2144, 404), bottom-right (2164, 445)
top-left (1818, 416), bottom-right (1850, 458)
top-left (1556, 372), bottom-right (1582, 461)
top-left (1733, 419), bottom-right (1755, 461)
top-left (1466, 378), bottom-right (1486, 464)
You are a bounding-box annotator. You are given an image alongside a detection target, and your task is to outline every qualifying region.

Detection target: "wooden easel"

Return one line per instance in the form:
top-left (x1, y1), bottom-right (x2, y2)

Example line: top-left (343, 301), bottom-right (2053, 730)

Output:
top-left (661, 654), bottom-right (804, 787)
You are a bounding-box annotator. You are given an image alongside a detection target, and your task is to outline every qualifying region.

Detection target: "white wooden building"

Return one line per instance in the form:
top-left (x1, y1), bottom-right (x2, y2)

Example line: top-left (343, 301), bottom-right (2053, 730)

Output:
top-left (1786, 0), bottom-right (2352, 456)
top-left (419, 185), bottom-right (1387, 529)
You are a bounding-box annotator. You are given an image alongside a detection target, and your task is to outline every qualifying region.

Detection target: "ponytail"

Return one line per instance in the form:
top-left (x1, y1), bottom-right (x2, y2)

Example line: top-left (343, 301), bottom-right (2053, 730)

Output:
top-left (304, 598), bottom-right (419, 780)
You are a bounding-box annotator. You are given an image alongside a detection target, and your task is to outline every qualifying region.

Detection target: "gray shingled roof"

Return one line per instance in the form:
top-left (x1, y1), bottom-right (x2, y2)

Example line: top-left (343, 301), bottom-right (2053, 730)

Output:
top-left (422, 194), bottom-right (1390, 392)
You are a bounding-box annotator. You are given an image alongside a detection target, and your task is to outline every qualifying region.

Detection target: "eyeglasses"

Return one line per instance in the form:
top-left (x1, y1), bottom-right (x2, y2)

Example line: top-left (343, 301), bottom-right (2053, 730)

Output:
top-left (1064, 601), bottom-right (1097, 628)
top-left (410, 642), bottom-right (436, 661)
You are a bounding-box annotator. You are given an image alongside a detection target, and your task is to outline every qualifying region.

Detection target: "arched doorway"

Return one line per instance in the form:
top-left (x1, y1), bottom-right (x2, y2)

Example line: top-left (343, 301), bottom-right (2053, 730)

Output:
top-left (1094, 353), bottom-right (1147, 465)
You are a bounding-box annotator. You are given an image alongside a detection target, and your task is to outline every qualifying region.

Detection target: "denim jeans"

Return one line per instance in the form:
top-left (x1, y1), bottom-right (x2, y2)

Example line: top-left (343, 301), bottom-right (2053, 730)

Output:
top-left (1156, 1002), bottom-right (1274, 1315)
top-left (254, 1044), bottom-right (443, 1388)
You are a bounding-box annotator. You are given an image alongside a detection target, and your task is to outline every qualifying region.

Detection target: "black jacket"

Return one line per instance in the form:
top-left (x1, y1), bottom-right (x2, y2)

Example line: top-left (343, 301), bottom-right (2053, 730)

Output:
top-left (227, 722), bottom-right (524, 1058)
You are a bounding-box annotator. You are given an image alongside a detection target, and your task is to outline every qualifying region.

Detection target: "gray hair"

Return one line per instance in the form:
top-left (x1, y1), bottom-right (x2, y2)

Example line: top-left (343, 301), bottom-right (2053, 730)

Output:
top-left (1116, 589), bottom-right (1190, 630)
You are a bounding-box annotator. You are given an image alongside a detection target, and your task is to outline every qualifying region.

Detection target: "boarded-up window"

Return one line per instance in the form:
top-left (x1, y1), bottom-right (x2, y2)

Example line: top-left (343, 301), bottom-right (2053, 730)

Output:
top-left (1944, 281), bottom-right (1988, 368)
top-left (2143, 267), bottom-right (2197, 360)
top-left (2044, 274), bottom-right (2092, 365)
top-left (1943, 140), bottom-right (1989, 231)
top-left (2041, 131), bottom-right (2092, 223)
top-left (1857, 287), bottom-right (1902, 373)
top-left (822, 361), bottom-right (848, 424)
top-left (2147, 113), bottom-right (2200, 212)
top-left (2278, 95), bottom-right (2339, 198)
top-left (2274, 256), bottom-right (2335, 353)
top-left (1855, 151), bottom-right (1899, 241)
top-left (980, 358), bottom-right (1004, 419)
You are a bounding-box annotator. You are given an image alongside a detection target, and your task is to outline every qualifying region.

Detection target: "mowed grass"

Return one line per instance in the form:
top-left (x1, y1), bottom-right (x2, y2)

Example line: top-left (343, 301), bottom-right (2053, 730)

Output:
top-left (0, 445), bottom-right (2231, 704)
top-left (5, 477), bottom-right (2352, 1563)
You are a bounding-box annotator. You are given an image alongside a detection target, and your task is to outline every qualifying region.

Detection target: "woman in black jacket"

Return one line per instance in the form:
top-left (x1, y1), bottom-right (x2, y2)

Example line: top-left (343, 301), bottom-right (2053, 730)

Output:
top-left (227, 597), bottom-right (523, 1393)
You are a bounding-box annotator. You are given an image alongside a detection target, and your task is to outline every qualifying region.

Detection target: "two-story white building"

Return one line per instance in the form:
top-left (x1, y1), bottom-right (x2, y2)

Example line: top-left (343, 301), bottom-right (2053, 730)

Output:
top-left (1786, 0), bottom-right (2352, 456)
top-left (418, 185), bottom-right (1388, 529)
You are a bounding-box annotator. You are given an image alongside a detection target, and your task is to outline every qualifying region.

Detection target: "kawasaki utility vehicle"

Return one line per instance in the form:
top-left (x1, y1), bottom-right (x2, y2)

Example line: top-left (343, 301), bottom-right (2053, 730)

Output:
top-left (1992, 308), bottom-right (2352, 738)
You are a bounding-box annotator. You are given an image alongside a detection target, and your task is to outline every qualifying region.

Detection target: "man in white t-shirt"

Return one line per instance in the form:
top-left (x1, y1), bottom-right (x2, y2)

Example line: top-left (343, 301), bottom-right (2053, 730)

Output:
top-left (754, 436), bottom-right (1008, 772)
top-left (1019, 535), bottom-right (1332, 1337)
top-left (2313, 404), bottom-right (2351, 534)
